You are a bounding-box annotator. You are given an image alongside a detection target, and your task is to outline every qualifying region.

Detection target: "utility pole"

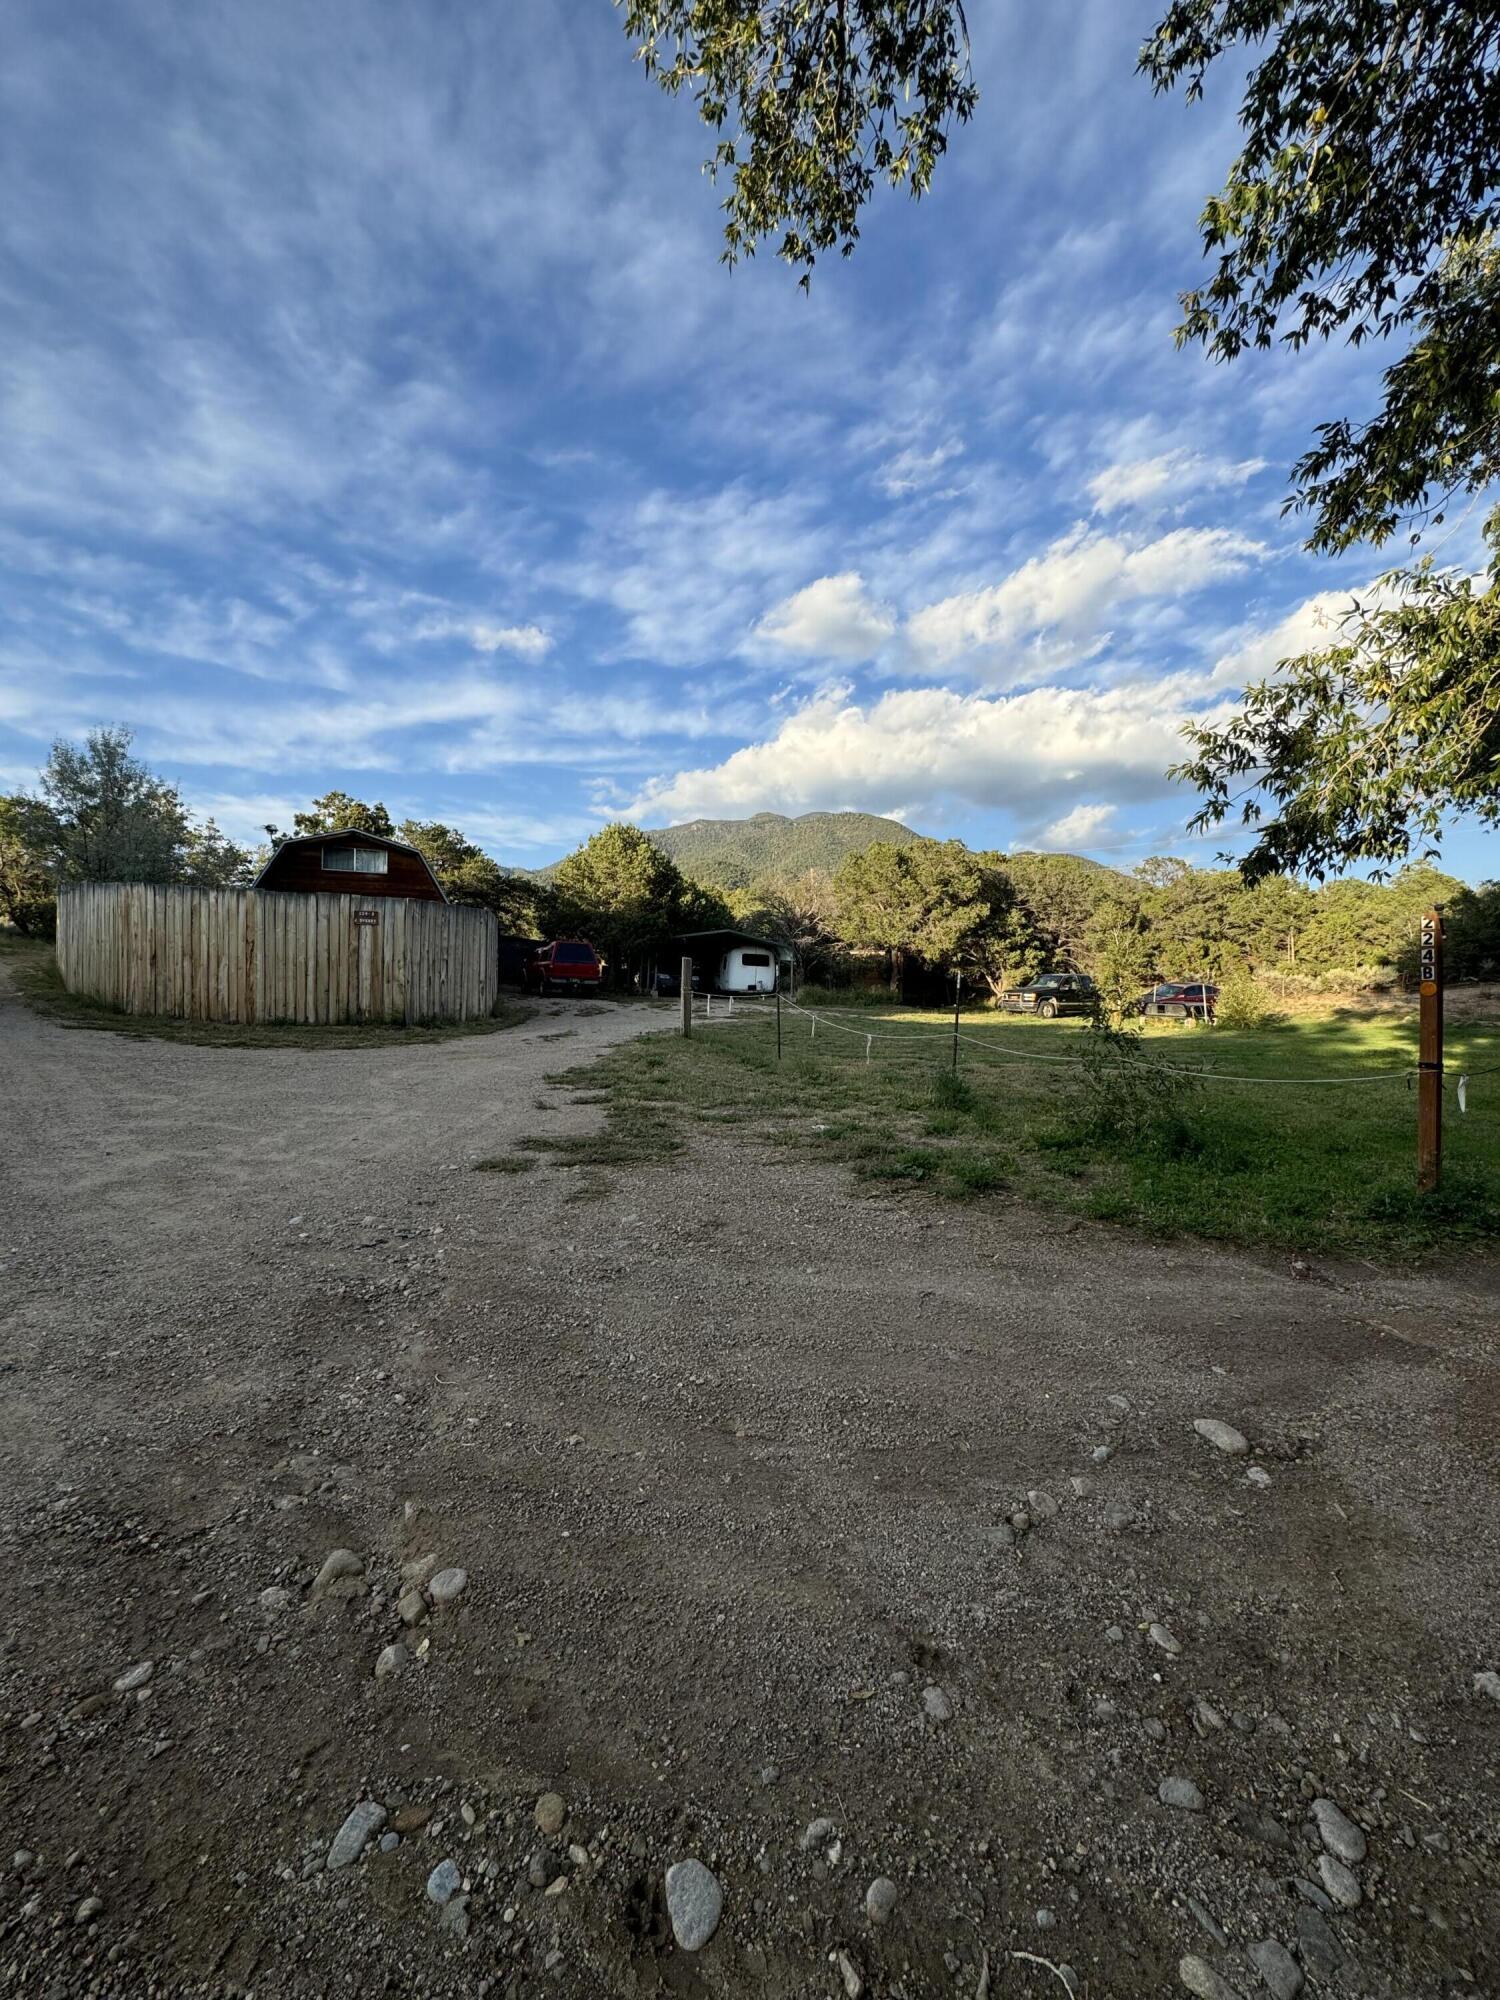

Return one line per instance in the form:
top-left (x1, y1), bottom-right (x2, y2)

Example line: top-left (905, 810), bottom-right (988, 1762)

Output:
top-left (1417, 910), bottom-right (1443, 1192)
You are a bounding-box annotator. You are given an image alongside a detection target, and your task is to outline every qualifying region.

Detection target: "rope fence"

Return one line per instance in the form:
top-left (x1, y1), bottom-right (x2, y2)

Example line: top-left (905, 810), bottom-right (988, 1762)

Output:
top-left (687, 989), bottom-right (1492, 1107)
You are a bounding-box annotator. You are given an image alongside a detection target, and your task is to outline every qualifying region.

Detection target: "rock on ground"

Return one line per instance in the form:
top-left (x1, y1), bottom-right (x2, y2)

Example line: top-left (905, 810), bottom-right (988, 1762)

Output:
top-left (1249, 1938), bottom-right (1304, 2000)
top-left (1179, 1954), bottom-right (1245, 2000)
top-left (664, 1858), bottom-right (722, 1952)
top-left (326, 1800), bottom-right (387, 1870)
top-left (1193, 1418), bottom-right (1250, 1455)
top-left (1311, 1797), bottom-right (1367, 1865)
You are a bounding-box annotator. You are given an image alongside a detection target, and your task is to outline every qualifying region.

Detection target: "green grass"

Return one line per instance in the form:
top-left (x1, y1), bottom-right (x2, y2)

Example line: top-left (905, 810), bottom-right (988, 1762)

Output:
top-left (565, 997), bottom-right (1500, 1261)
top-left (2, 937), bottom-right (534, 1049)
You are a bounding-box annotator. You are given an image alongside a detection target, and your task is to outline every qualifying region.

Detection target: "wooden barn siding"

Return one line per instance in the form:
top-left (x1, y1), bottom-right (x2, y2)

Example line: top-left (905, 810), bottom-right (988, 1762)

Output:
top-left (56, 885), bottom-right (498, 1025)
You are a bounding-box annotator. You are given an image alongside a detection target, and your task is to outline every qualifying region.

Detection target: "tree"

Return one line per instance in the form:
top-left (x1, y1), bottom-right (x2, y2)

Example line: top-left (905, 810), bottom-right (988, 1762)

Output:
top-left (730, 871), bottom-right (848, 983)
top-left (271, 792), bottom-right (395, 843)
top-left (551, 822), bottom-right (729, 972)
top-left (1141, 3), bottom-right (1500, 875)
top-left (833, 840), bottom-right (1000, 992)
top-left (621, 1), bottom-right (977, 279)
top-left (19, 729), bottom-right (250, 887)
top-left (395, 818), bottom-right (547, 931)
top-left (1175, 558), bottom-right (1500, 880)
top-left (0, 796), bottom-right (56, 935)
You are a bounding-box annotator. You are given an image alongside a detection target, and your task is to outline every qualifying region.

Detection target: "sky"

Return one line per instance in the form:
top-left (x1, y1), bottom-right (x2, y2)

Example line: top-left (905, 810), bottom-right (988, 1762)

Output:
top-left (2, 0), bottom-right (1496, 883)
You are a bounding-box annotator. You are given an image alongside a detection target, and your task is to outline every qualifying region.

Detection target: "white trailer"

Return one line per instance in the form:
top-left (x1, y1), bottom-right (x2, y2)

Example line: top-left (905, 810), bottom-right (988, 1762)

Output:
top-left (717, 944), bottom-right (778, 993)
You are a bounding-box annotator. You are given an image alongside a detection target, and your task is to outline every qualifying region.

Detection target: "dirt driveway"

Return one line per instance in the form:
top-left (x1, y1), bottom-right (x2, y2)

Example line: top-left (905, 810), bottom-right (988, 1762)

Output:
top-left (1, 972), bottom-right (1496, 2000)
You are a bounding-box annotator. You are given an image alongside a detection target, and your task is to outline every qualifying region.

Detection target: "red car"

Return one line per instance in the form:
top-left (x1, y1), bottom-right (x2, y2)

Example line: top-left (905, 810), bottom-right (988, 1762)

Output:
top-left (526, 939), bottom-right (603, 995)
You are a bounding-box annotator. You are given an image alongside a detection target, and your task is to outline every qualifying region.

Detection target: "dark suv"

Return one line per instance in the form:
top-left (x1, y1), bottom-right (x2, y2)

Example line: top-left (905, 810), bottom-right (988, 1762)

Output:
top-left (997, 972), bottom-right (1098, 1019)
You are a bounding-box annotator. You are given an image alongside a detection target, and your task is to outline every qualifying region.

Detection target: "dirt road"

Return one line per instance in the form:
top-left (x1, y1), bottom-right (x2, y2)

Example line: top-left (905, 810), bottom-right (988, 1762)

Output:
top-left (1, 972), bottom-right (1496, 1999)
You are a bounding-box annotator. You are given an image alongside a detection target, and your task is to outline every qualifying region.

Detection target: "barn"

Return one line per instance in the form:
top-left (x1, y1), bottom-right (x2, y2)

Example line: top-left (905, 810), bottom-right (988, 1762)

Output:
top-left (253, 830), bottom-right (446, 901)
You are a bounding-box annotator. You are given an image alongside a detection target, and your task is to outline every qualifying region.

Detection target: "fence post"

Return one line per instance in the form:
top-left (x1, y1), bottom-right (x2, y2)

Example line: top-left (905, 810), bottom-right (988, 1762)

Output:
top-left (680, 956), bottom-right (693, 1038)
top-left (776, 987), bottom-right (782, 1060)
top-left (952, 970), bottom-right (962, 1073)
top-left (1417, 909), bottom-right (1444, 1191)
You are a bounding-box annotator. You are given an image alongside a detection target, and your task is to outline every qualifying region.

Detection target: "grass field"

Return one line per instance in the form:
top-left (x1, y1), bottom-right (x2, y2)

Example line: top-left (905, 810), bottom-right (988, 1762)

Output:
top-left (0, 934), bottom-right (534, 1049)
top-left (564, 992), bottom-right (1500, 1261)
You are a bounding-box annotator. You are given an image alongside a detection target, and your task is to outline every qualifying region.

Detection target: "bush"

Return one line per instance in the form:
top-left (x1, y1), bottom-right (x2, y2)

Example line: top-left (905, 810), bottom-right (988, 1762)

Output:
top-left (1070, 1022), bottom-right (1199, 1148)
top-left (1214, 969), bottom-right (1273, 1029)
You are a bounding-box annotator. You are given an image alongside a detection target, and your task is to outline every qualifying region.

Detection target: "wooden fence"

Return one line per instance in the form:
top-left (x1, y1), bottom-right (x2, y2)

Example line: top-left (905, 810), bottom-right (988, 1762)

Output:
top-left (56, 884), bottom-right (500, 1026)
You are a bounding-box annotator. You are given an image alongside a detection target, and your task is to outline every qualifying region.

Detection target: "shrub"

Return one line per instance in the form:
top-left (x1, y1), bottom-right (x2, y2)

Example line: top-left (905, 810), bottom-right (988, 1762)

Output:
top-left (1214, 969), bottom-right (1273, 1029)
top-left (1070, 1022), bottom-right (1199, 1149)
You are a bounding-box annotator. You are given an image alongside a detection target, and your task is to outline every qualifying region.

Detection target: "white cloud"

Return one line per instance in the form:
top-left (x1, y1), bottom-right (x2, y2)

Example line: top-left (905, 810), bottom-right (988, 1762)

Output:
top-left (414, 615), bottom-right (553, 660)
top-left (757, 573), bottom-right (896, 662)
top-left (1205, 586), bottom-right (1371, 690)
top-left (629, 678), bottom-right (1232, 825)
top-left (906, 524), bottom-right (1263, 673)
top-left (1038, 802), bottom-right (1118, 849)
top-left (876, 440), bottom-right (964, 497)
top-left (1088, 450), bottom-right (1267, 514)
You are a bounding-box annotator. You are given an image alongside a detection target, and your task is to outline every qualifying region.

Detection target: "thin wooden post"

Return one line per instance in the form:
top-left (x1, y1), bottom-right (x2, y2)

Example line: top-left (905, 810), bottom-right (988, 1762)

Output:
top-left (1417, 908), bottom-right (1444, 1192)
top-left (680, 955), bottom-right (693, 1038)
top-left (952, 970), bottom-right (962, 1072)
top-left (776, 986), bottom-right (782, 1060)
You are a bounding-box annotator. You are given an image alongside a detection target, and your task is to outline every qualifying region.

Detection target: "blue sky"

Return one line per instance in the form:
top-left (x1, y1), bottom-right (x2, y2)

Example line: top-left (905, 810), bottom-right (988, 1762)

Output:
top-left (3, 0), bottom-right (1496, 883)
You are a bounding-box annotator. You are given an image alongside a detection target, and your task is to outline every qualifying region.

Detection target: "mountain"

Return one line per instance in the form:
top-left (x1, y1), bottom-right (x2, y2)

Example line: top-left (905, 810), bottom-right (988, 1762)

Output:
top-left (642, 811), bottom-right (926, 890)
top-left (529, 811), bottom-right (927, 887)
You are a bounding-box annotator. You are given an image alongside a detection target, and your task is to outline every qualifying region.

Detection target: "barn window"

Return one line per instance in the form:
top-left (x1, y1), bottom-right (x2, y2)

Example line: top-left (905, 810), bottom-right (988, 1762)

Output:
top-left (322, 844), bottom-right (388, 874)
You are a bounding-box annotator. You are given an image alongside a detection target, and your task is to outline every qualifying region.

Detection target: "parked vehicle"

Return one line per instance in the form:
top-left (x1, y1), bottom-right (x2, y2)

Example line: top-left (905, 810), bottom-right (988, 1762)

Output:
top-left (526, 938), bottom-right (603, 995)
top-left (996, 971), bottom-right (1097, 1018)
top-left (1136, 980), bottom-right (1218, 1021)
top-left (642, 963), bottom-right (701, 998)
top-left (717, 944), bottom-right (778, 994)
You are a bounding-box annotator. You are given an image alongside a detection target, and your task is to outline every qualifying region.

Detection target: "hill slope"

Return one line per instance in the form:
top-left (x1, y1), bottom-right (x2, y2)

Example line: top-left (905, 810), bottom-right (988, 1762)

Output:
top-left (643, 811), bottom-right (926, 889)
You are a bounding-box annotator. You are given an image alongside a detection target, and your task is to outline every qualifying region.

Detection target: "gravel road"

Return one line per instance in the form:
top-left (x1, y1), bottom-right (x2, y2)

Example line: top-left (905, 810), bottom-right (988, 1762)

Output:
top-left (1, 968), bottom-right (1496, 1999)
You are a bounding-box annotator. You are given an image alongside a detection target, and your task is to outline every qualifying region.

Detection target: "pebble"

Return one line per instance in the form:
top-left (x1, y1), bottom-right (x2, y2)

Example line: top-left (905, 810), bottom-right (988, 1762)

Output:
top-left (374, 1643), bottom-right (409, 1681)
top-left (836, 1948), bottom-right (863, 1997)
top-left (391, 1804), bottom-right (432, 1834)
top-left (1187, 1897), bottom-right (1227, 1947)
top-left (426, 1858), bottom-right (462, 1906)
top-left (379, 1832), bottom-right (399, 1853)
top-left (1295, 1909), bottom-right (1342, 1978)
top-left (112, 1662), bottom-right (154, 1694)
top-left (1179, 1954), bottom-right (1244, 2000)
top-left (1193, 1419), bottom-right (1249, 1456)
top-left (1248, 1938), bottom-right (1303, 2000)
top-left (1070, 1476), bottom-right (1094, 1498)
top-left (1311, 1798), bottom-right (1367, 1865)
top-left (258, 1587), bottom-right (292, 1616)
top-left (921, 1685), bottom-right (954, 1723)
top-left (1149, 1623), bottom-right (1182, 1656)
top-left (12, 1852), bottom-right (34, 1875)
top-left (1103, 1499), bottom-right (1137, 1533)
top-left (313, 1549), bottom-right (364, 1592)
top-left (1143, 1718), bottom-right (1167, 1742)
top-left (1034, 1907), bottom-right (1056, 1930)
top-left (1159, 1776), bottom-right (1204, 1811)
top-left (1474, 1669), bottom-right (1500, 1703)
top-left (664, 1858), bottom-right (722, 1952)
top-left (397, 1589), bottom-right (428, 1626)
top-left (799, 1817), bottom-right (835, 1852)
top-left (527, 1849), bottom-right (551, 1887)
top-left (327, 1800), bottom-right (387, 1870)
top-left (429, 1566), bottom-right (468, 1606)
top-left (1317, 1853), bottom-right (1361, 1908)
top-left (1246, 1466), bottom-right (1272, 1488)
top-left (73, 1896), bottom-right (104, 1926)
top-left (1193, 1700), bottom-right (1225, 1735)
top-left (866, 1876), bottom-right (898, 1925)
top-left (1091, 1445), bottom-right (1114, 1464)
top-left (1027, 1490), bottom-right (1059, 1520)
top-left (535, 1792), bottom-right (567, 1836)
top-left (1104, 1625), bottom-right (1124, 1644)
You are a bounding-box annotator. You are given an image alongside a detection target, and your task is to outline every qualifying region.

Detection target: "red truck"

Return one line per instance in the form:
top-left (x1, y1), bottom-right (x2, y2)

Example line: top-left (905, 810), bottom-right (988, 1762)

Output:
top-left (525, 939), bottom-right (603, 995)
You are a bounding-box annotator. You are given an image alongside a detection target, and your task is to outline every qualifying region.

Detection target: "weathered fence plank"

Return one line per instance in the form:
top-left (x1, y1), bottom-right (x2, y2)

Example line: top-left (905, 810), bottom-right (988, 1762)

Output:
top-left (55, 886), bottom-right (498, 1026)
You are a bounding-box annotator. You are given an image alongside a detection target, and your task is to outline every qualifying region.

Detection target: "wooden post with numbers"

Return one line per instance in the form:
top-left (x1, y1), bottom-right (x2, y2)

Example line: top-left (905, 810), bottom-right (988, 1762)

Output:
top-left (1417, 909), bottom-right (1444, 1192)
top-left (680, 956), bottom-right (693, 1038)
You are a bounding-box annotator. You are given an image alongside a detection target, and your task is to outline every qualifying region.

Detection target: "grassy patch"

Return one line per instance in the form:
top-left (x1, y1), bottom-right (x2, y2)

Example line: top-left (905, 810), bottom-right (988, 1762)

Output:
top-left (473, 1154), bottom-right (538, 1174)
top-left (569, 998), bottom-right (1500, 1261)
top-left (4, 939), bottom-right (534, 1050)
